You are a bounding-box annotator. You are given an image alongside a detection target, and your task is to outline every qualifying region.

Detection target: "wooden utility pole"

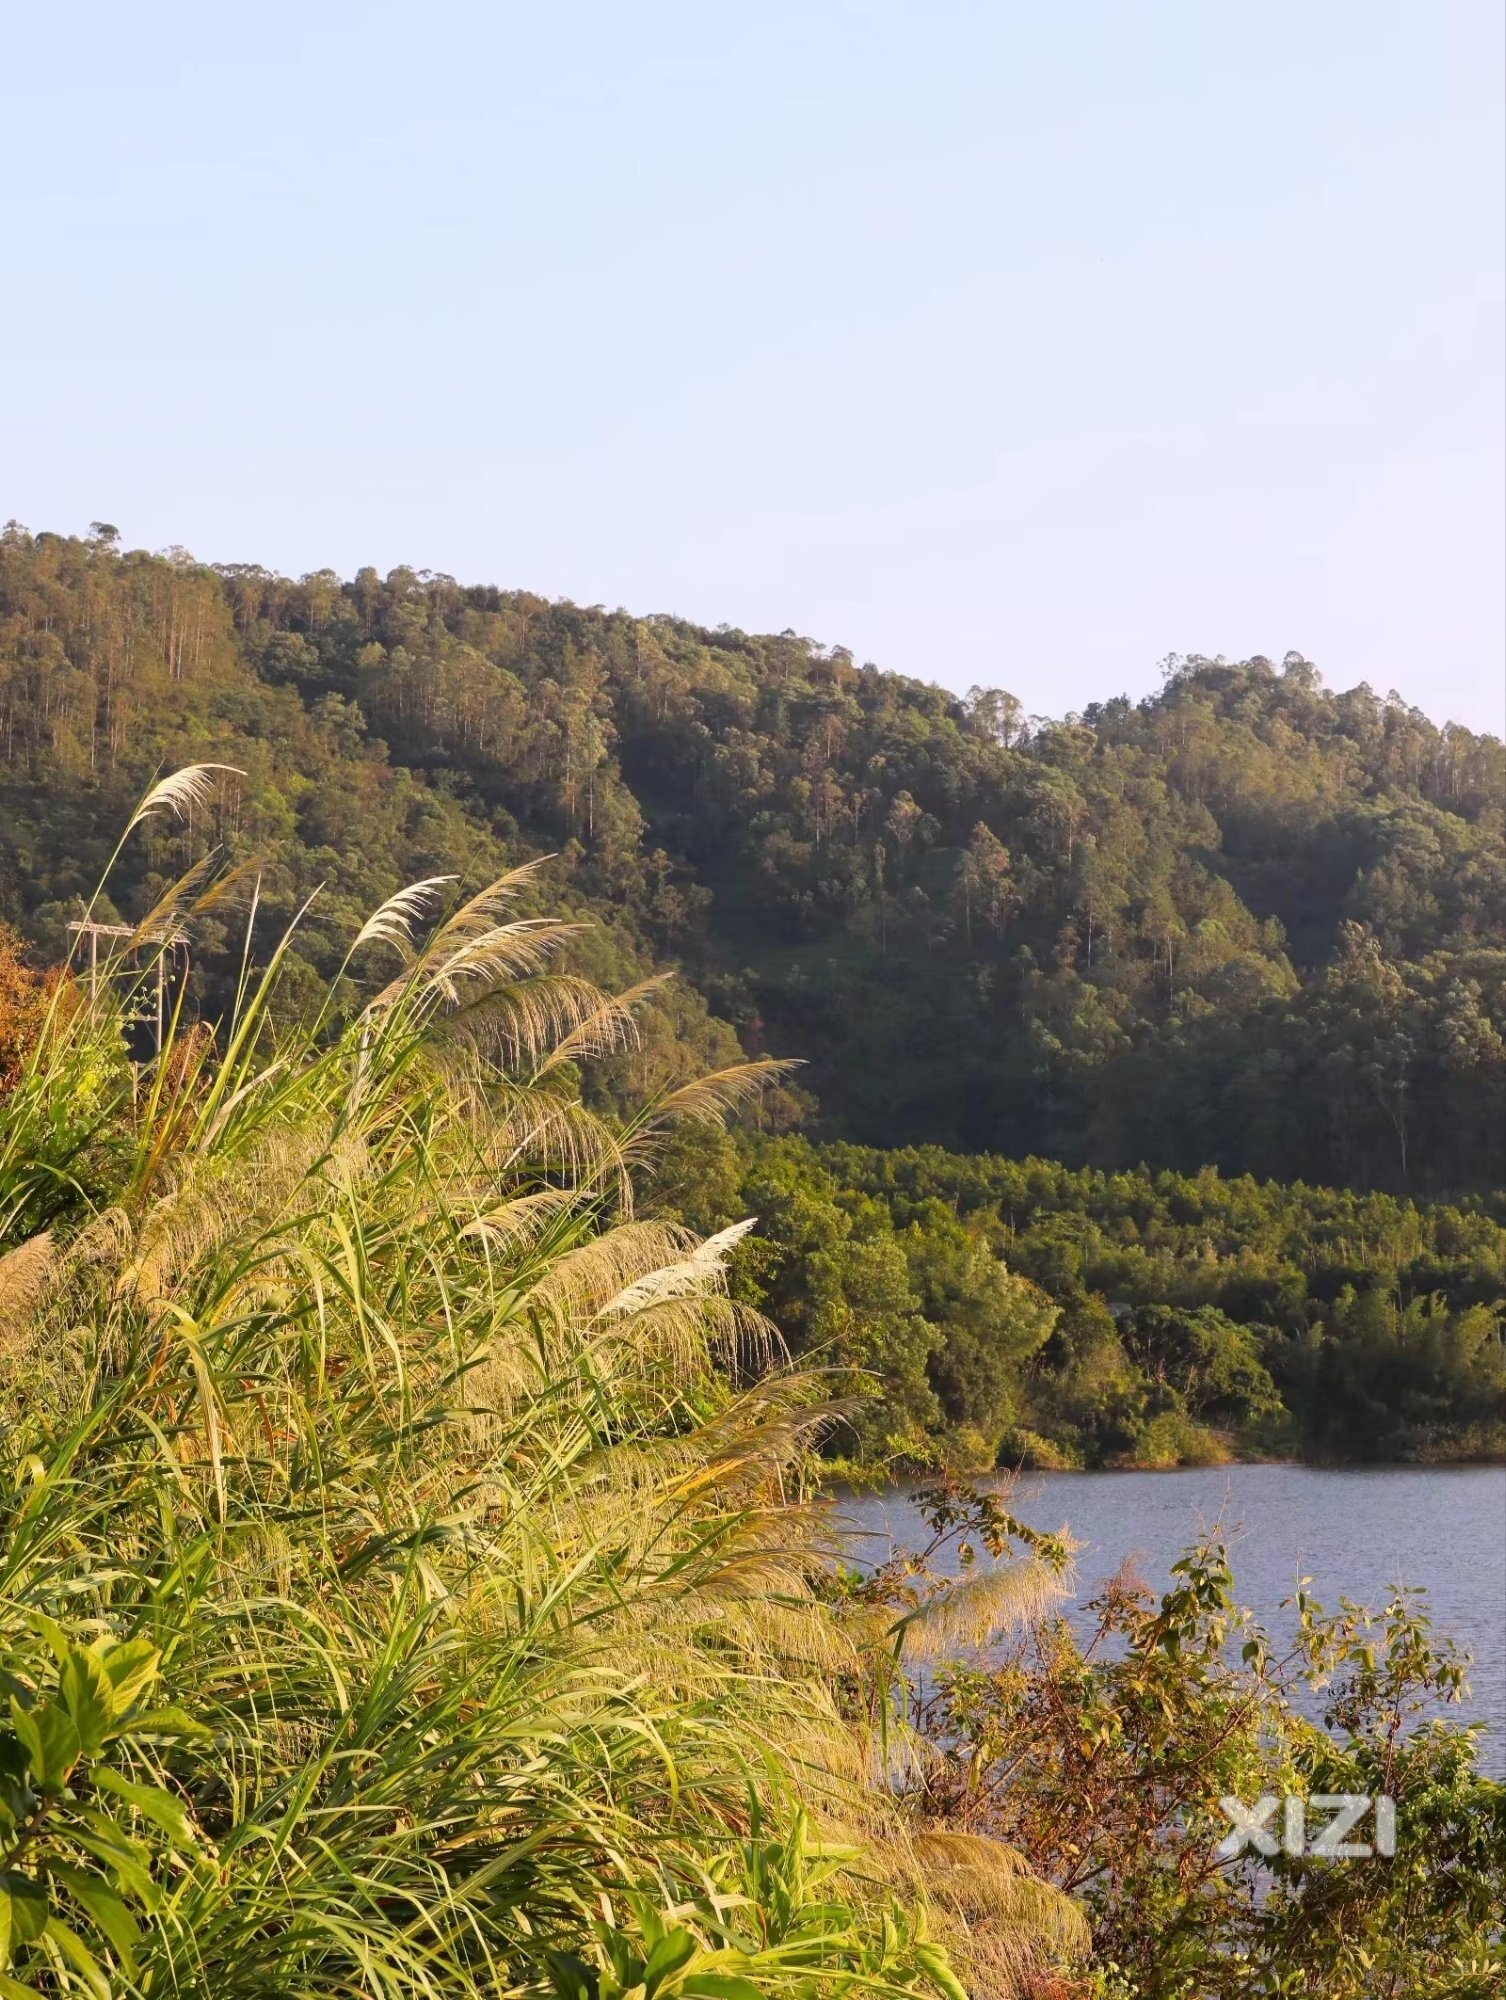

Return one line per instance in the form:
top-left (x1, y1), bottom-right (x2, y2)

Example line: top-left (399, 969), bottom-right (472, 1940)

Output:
top-left (66, 920), bottom-right (187, 1057)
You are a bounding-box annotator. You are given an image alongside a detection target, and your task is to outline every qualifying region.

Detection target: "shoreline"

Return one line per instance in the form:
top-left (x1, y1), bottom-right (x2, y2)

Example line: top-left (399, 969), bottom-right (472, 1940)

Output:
top-left (819, 1452), bottom-right (1506, 1491)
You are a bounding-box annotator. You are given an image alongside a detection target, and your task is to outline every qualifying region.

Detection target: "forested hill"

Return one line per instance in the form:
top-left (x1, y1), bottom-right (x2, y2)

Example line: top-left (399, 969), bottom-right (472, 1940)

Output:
top-left (3, 522), bottom-right (1503, 1196)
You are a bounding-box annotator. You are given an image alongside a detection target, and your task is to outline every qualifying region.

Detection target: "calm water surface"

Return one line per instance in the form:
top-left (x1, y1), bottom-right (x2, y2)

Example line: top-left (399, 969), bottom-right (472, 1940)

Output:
top-left (834, 1465), bottom-right (1506, 1773)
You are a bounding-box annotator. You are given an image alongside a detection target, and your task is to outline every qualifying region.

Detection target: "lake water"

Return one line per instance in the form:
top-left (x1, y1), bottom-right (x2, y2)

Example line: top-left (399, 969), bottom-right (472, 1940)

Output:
top-left (833, 1464), bottom-right (1506, 1774)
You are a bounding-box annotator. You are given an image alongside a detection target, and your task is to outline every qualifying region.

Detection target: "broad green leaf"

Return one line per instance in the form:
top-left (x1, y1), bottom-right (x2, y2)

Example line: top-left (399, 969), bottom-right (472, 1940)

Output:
top-left (68, 1825), bottom-right (159, 1911)
top-left (0, 1876), bottom-right (48, 1953)
top-left (5, 1710), bottom-right (39, 1780)
top-left (542, 1949), bottom-right (596, 2000)
top-left (913, 1942), bottom-right (969, 2000)
top-left (641, 1927), bottom-right (696, 1993)
top-left (0, 1761), bottom-right (33, 1837)
top-left (43, 1866), bottom-right (138, 1970)
top-left (35, 1915), bottom-right (109, 2000)
top-left (93, 1641), bottom-right (159, 1719)
top-left (112, 1705), bottom-right (209, 1741)
top-left (9, 1704), bottom-right (79, 1794)
top-left (59, 1651), bottom-right (114, 1758)
top-left (90, 1769), bottom-right (195, 1849)
top-left (23, 1618), bottom-right (70, 1671)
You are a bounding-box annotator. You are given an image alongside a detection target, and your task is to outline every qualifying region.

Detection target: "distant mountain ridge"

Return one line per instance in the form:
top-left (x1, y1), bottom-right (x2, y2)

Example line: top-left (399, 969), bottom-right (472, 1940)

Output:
top-left (2, 521), bottom-right (1503, 1194)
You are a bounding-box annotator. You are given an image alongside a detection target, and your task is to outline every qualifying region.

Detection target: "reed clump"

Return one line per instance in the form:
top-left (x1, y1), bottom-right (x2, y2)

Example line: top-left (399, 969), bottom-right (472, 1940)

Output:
top-left (0, 770), bottom-right (1079, 1998)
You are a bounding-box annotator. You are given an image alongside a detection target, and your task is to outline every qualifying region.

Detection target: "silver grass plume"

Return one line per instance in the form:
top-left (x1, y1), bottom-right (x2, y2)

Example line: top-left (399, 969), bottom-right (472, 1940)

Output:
top-left (352, 876), bottom-right (457, 961)
top-left (126, 762), bottom-right (244, 834)
top-left (891, 1555), bottom-right (1071, 1660)
top-left (597, 1218), bottom-right (759, 1318)
top-left (0, 1233), bottom-right (54, 1355)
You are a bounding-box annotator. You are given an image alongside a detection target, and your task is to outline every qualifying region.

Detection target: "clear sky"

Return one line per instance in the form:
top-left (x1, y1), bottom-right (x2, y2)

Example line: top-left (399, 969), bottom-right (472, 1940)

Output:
top-left (3, 1), bottom-right (1502, 731)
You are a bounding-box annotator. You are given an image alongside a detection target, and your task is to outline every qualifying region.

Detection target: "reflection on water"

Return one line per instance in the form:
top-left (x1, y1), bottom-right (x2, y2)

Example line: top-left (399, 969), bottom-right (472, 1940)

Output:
top-left (833, 1463), bottom-right (1506, 1774)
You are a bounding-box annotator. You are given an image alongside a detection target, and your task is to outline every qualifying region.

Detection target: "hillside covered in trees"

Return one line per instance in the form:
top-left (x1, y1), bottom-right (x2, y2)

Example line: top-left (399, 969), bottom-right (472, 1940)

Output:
top-left (2, 522), bottom-right (1503, 1468)
top-left (4, 522), bottom-right (1501, 1196)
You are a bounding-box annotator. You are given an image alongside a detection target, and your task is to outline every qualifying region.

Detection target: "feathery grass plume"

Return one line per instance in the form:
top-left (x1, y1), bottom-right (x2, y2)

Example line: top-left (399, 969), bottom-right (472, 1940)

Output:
top-left (890, 1555), bottom-right (1072, 1660)
top-left (595, 1290), bottom-right (783, 1383)
top-left (0, 1229), bottom-right (52, 1353)
top-left (121, 758), bottom-right (244, 838)
top-left (439, 970), bottom-right (618, 1068)
top-left (420, 854), bottom-right (555, 941)
top-left (526, 1218), bottom-right (695, 1326)
top-left (123, 845), bottom-right (222, 949)
top-left (612, 1056), bottom-right (804, 1190)
top-left (458, 1184), bottom-right (584, 1254)
top-left (586, 1220), bottom-right (780, 1381)
top-left (597, 1217), bottom-right (758, 1317)
top-left (0, 812), bottom-right (1084, 1999)
top-left (532, 971), bottom-right (669, 1076)
top-left (115, 848), bottom-right (265, 968)
top-left (632, 1057), bottom-right (801, 1133)
top-left (426, 924), bottom-right (589, 1007)
top-left (903, 1830), bottom-right (1092, 1994)
top-left (351, 874), bottom-right (458, 961)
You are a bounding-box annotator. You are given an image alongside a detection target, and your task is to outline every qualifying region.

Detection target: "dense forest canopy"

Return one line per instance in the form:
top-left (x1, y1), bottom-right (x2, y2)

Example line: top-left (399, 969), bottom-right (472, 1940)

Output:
top-left (661, 1130), bottom-right (1506, 1469)
top-left (3, 522), bottom-right (1501, 1201)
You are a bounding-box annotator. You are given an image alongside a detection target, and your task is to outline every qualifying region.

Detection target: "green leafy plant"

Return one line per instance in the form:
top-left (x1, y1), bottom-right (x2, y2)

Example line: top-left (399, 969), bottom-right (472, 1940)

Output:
top-left (0, 1622), bottom-right (204, 1992)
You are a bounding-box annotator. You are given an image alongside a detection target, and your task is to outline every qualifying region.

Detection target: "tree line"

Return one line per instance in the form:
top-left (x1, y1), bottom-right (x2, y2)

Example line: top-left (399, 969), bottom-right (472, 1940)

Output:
top-left (656, 1130), bottom-right (1506, 1469)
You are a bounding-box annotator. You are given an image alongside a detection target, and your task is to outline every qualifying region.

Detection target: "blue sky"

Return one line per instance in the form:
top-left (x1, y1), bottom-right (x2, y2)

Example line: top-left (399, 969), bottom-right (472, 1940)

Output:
top-left (3, 1), bottom-right (1502, 729)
